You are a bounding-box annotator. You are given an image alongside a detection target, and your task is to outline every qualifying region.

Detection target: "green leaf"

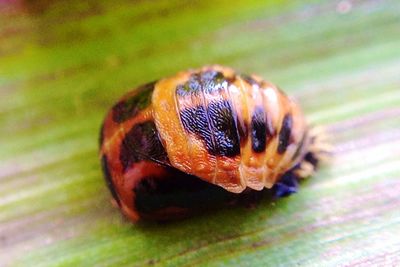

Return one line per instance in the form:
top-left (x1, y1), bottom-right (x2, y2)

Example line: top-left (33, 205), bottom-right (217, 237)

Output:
top-left (1, 0), bottom-right (399, 266)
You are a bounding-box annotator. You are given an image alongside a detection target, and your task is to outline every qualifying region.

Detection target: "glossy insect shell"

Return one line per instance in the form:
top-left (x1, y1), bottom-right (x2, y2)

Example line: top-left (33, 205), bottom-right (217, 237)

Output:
top-left (99, 65), bottom-right (309, 221)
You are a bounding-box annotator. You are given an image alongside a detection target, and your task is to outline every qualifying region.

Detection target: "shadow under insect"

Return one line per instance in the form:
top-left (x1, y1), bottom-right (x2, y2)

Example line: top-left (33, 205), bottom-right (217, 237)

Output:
top-left (131, 164), bottom-right (302, 222)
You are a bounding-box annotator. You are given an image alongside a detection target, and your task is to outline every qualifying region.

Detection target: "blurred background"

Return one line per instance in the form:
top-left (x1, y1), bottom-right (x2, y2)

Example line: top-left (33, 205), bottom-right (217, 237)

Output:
top-left (1, 0), bottom-right (400, 266)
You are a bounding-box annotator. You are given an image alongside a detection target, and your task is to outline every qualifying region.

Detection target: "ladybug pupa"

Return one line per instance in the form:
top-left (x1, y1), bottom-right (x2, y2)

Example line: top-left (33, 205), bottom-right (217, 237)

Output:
top-left (99, 65), bottom-right (329, 222)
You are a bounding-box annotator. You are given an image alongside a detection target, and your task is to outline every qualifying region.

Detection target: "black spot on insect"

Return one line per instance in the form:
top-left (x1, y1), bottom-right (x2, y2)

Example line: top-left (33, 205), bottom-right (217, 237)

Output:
top-left (292, 131), bottom-right (307, 160)
top-left (237, 118), bottom-right (249, 146)
top-left (251, 106), bottom-right (269, 153)
top-left (278, 114), bottom-right (293, 154)
top-left (180, 100), bottom-right (240, 157)
top-left (208, 100), bottom-right (240, 157)
top-left (101, 155), bottom-right (121, 206)
top-left (180, 105), bottom-right (215, 153)
top-left (133, 167), bottom-right (234, 215)
top-left (120, 121), bottom-right (168, 172)
top-left (112, 81), bottom-right (156, 123)
top-left (240, 74), bottom-right (258, 86)
top-left (304, 151), bottom-right (319, 168)
top-left (176, 70), bottom-right (226, 96)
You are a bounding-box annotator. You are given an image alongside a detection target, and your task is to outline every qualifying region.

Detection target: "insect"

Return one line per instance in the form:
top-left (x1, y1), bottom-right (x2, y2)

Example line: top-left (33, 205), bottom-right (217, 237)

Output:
top-left (99, 65), bottom-right (329, 222)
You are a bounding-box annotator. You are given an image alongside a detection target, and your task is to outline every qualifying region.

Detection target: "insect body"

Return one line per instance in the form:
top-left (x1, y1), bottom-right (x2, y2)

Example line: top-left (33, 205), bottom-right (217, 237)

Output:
top-left (99, 65), bottom-right (327, 221)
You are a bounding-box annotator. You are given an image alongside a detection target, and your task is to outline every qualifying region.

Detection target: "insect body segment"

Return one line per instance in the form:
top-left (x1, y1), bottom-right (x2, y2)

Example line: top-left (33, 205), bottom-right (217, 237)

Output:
top-left (99, 65), bottom-right (327, 222)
